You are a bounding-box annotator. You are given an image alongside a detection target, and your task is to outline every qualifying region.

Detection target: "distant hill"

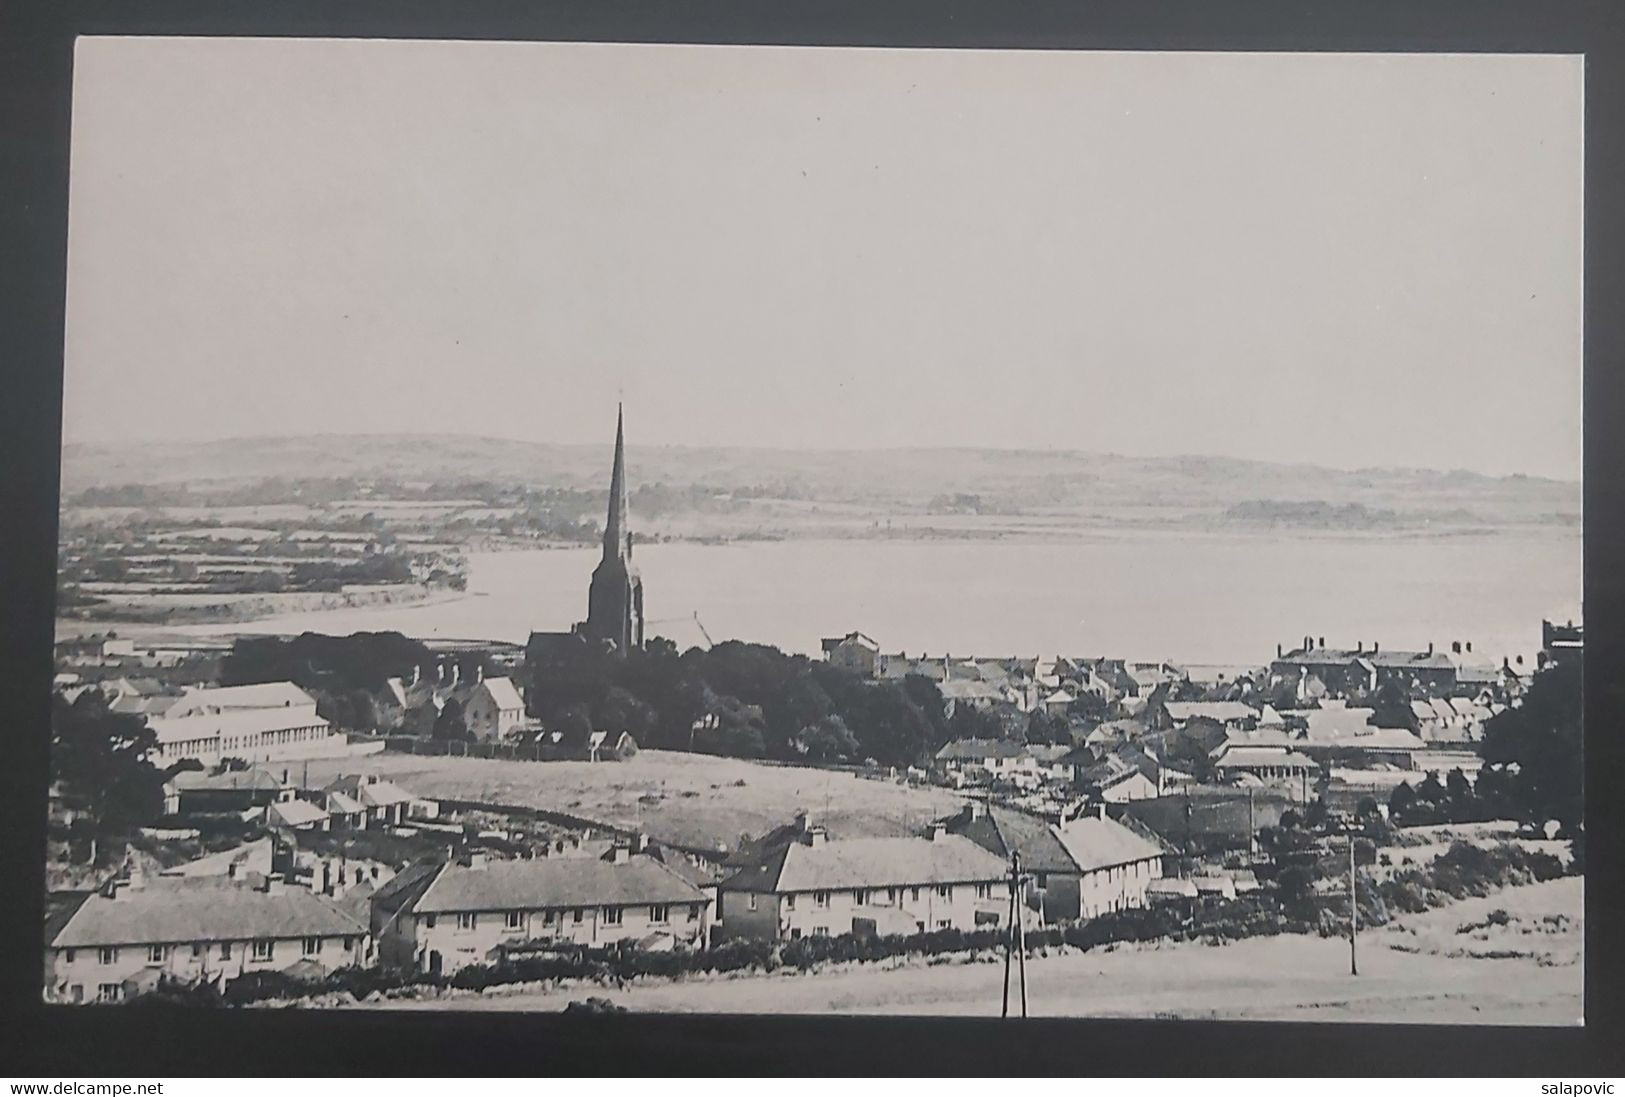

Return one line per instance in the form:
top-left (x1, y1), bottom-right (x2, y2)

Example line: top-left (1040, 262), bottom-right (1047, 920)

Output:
top-left (59, 435), bottom-right (1580, 530)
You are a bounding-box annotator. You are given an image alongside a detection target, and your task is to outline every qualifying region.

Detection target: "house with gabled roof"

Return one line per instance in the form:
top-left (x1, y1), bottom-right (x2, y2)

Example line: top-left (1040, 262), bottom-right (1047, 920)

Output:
top-left (374, 846), bottom-right (709, 975)
top-left (934, 738), bottom-right (1036, 784)
top-left (717, 816), bottom-right (1010, 942)
top-left (461, 673), bottom-right (526, 742)
top-left (44, 872), bottom-right (369, 1003)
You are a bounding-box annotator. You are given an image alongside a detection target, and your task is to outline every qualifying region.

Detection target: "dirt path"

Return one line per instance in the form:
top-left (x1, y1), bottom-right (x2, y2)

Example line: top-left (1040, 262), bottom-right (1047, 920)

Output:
top-left (363, 879), bottom-right (1582, 1024)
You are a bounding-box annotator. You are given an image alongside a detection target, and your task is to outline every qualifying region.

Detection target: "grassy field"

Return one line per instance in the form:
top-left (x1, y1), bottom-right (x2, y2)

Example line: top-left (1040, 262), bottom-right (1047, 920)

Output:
top-left (302, 749), bottom-right (968, 854)
top-left (369, 878), bottom-right (1582, 1024)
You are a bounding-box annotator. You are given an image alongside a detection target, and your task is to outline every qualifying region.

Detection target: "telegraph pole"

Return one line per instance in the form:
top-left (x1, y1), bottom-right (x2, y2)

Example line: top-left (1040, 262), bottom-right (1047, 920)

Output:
top-left (1016, 850), bottom-right (1028, 1018)
top-left (1002, 854), bottom-right (1017, 1017)
top-left (1348, 827), bottom-right (1359, 976)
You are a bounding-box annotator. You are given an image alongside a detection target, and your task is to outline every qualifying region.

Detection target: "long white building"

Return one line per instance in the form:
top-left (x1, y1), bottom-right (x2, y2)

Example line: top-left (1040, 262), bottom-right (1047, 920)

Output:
top-left (147, 682), bottom-right (351, 766)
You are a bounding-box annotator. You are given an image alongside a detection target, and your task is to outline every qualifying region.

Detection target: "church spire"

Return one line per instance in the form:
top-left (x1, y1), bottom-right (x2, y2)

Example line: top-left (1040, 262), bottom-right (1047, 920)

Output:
top-left (603, 403), bottom-right (630, 561)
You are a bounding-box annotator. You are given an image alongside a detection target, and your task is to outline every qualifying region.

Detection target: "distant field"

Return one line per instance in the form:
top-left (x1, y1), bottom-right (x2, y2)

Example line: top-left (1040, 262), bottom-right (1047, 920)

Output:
top-left (371, 878), bottom-right (1582, 1024)
top-left (302, 749), bottom-right (968, 853)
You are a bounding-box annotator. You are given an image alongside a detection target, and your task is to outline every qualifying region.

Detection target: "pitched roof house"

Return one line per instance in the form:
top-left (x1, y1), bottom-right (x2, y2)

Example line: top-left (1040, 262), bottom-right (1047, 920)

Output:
top-left (44, 874), bottom-right (369, 1003)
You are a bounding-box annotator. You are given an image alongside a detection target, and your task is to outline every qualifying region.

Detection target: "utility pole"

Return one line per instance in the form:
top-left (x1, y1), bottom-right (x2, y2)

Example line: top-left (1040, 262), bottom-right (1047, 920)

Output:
top-left (1016, 850), bottom-right (1028, 1018)
top-left (1348, 827), bottom-right (1359, 976)
top-left (1001, 852), bottom-right (1029, 1018)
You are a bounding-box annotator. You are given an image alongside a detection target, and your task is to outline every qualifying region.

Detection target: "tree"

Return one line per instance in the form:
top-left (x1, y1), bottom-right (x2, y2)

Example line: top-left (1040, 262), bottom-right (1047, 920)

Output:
top-left (1481, 660), bottom-right (1582, 829)
top-left (50, 693), bottom-right (169, 857)
top-left (1445, 767), bottom-right (1476, 822)
top-left (1389, 780), bottom-right (1417, 822)
top-left (796, 715), bottom-right (860, 763)
top-left (432, 698), bottom-right (470, 741)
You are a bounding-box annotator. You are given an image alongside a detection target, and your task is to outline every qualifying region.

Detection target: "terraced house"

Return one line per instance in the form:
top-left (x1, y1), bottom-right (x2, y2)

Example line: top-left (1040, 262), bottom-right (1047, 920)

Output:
top-left (716, 817), bottom-right (1012, 941)
top-left (372, 846), bottom-right (709, 975)
top-left (43, 872), bottom-right (370, 1003)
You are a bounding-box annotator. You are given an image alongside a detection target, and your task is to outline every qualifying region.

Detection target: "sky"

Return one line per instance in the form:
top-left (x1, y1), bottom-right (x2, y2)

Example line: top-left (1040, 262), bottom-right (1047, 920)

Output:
top-left (63, 40), bottom-right (1582, 479)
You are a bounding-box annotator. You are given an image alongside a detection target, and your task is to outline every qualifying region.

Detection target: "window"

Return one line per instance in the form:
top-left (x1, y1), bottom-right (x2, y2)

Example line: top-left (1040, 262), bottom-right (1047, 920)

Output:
top-left (424, 915), bottom-right (436, 929)
top-left (1036, 872), bottom-right (1049, 889)
top-left (784, 894), bottom-right (795, 910)
top-left (220, 943), bottom-right (233, 961)
top-left (746, 894), bottom-right (757, 912)
top-left (504, 911), bottom-right (525, 931)
top-left (853, 890), bottom-right (868, 905)
top-left (602, 907), bottom-right (623, 926)
top-left (63, 949), bottom-right (75, 965)
top-left (251, 940), bottom-right (274, 962)
top-left (975, 883), bottom-right (992, 899)
top-left (937, 919), bottom-right (951, 929)
top-left (790, 928), bottom-right (802, 940)
top-left (814, 891), bottom-right (830, 908)
top-left (191, 943), bottom-right (204, 958)
top-left (342, 936), bottom-right (356, 950)
top-left (937, 885), bottom-right (953, 900)
top-left (98, 947), bottom-right (117, 965)
top-left (649, 905), bottom-right (669, 924)
top-left (572, 908), bottom-right (584, 924)
top-left (97, 983), bottom-right (122, 1003)
top-left (456, 913), bottom-right (477, 932)
top-left (687, 904), bottom-right (700, 922)
top-left (302, 937), bottom-right (321, 956)
top-left (147, 945), bottom-right (168, 963)
top-left (542, 910), bottom-right (556, 926)
top-left (910, 888), bottom-right (921, 902)
top-left (813, 926), bottom-right (829, 937)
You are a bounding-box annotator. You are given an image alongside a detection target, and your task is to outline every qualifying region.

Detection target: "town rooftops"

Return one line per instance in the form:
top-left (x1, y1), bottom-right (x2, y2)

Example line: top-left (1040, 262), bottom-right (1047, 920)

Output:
top-left (266, 799), bottom-right (330, 828)
top-left (1274, 645), bottom-right (1456, 671)
top-left (474, 676), bottom-right (525, 711)
top-left (164, 681), bottom-right (317, 717)
top-left (935, 738), bottom-right (1030, 763)
top-left (169, 767), bottom-right (286, 793)
top-left (821, 631), bottom-right (879, 653)
top-left (943, 804), bottom-right (1078, 874)
top-left (1052, 815), bottom-right (1167, 873)
top-left (326, 774), bottom-right (414, 807)
top-left (1212, 746), bottom-right (1319, 770)
top-left (148, 704), bottom-right (332, 746)
top-left (722, 834), bottom-right (1009, 894)
top-left (1161, 701), bottom-right (1260, 724)
top-left (411, 854), bottom-right (704, 914)
top-left (50, 876), bottom-right (365, 948)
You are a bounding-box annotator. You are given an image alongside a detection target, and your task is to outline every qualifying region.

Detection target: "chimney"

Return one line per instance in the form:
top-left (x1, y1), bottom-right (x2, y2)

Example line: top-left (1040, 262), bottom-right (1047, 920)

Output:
top-left (611, 845), bottom-right (630, 864)
top-left (476, 665), bottom-right (484, 684)
top-left (804, 825), bottom-right (828, 848)
top-left (795, 809), bottom-right (812, 833)
top-left (226, 860), bottom-right (239, 880)
top-left (1356, 641), bottom-right (1363, 654)
top-left (1516, 655), bottom-right (1524, 667)
top-left (467, 852), bottom-right (488, 869)
top-left (1452, 641), bottom-right (1461, 655)
top-left (438, 662), bottom-right (447, 685)
top-left (928, 822), bottom-right (947, 842)
top-left (1096, 803), bottom-right (1108, 821)
top-left (1427, 642), bottom-right (1434, 657)
top-left (1372, 642), bottom-right (1379, 655)
top-left (1318, 637), bottom-right (1325, 649)
top-left (1503, 656), bottom-right (1510, 670)
top-left (633, 832), bottom-right (650, 853)
top-left (451, 663), bottom-right (461, 687)
top-left (1276, 643), bottom-right (1283, 658)
top-left (966, 801), bottom-right (985, 820)
top-left (262, 874), bottom-right (285, 895)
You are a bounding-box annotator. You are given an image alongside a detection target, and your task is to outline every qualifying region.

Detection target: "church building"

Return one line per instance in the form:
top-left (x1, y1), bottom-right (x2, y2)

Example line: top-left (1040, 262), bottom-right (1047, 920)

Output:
top-left (528, 405), bottom-right (645, 660)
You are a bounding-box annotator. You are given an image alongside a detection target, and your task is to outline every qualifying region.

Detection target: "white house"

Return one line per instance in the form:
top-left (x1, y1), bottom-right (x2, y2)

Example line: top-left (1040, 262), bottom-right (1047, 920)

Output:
top-left (44, 873), bottom-right (370, 1003)
top-left (461, 674), bottom-right (526, 741)
top-left (716, 820), bottom-right (1011, 942)
top-left (373, 848), bottom-right (709, 976)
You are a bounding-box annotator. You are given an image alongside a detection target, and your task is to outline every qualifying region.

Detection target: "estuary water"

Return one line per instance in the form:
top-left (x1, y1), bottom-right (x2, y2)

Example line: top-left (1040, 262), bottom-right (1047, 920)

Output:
top-left (175, 528), bottom-right (1582, 667)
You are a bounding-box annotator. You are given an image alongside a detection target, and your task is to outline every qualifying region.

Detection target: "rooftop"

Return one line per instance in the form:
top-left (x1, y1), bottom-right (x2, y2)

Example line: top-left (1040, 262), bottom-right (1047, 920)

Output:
top-left (51, 877), bottom-right (365, 948)
top-left (935, 738), bottom-right (1030, 762)
top-left (722, 834), bottom-right (1009, 894)
top-left (1052, 815), bottom-right (1167, 873)
top-left (413, 854), bottom-right (704, 913)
